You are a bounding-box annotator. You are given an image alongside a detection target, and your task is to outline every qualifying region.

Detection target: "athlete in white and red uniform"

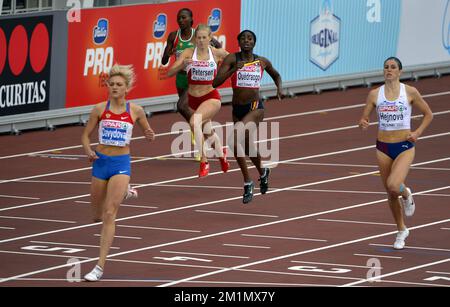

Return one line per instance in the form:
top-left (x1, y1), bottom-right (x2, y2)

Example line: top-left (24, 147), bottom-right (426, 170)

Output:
top-left (162, 8), bottom-right (222, 122)
top-left (168, 24), bottom-right (229, 178)
top-left (359, 57), bottom-right (433, 250)
top-left (81, 64), bottom-right (155, 282)
top-left (213, 30), bottom-right (283, 204)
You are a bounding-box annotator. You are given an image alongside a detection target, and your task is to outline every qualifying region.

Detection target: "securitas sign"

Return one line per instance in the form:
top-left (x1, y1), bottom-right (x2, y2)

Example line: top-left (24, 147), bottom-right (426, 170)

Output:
top-left (0, 16), bottom-right (52, 116)
top-left (310, 0), bottom-right (341, 71)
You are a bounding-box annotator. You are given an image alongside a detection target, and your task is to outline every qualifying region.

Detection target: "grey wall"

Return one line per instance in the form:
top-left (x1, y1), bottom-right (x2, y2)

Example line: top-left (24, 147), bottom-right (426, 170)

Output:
top-left (49, 11), bottom-right (68, 110)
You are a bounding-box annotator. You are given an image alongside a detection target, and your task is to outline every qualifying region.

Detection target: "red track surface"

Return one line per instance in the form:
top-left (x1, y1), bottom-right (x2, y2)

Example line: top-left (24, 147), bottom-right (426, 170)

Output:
top-left (0, 76), bottom-right (449, 288)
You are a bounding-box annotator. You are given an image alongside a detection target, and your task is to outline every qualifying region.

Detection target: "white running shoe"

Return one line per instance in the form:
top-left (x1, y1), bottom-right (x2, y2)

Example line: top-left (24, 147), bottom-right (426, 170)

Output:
top-left (125, 185), bottom-right (138, 200)
top-left (393, 228), bottom-right (409, 250)
top-left (84, 265), bottom-right (103, 282)
top-left (401, 187), bottom-right (415, 217)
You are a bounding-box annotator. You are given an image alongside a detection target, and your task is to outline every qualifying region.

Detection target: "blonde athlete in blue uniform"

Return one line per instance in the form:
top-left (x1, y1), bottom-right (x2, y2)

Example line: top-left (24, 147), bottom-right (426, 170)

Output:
top-left (359, 57), bottom-right (433, 249)
top-left (82, 64), bottom-right (155, 281)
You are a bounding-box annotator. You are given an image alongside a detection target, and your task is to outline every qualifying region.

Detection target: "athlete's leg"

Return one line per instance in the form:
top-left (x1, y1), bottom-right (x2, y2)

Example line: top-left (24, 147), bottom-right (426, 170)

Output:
top-left (177, 88), bottom-right (194, 122)
top-left (96, 174), bottom-right (130, 270)
top-left (189, 99), bottom-right (221, 162)
top-left (90, 177), bottom-right (107, 223)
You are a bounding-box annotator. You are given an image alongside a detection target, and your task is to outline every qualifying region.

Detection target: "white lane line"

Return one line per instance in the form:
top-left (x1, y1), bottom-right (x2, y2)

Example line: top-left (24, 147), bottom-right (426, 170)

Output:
top-left (29, 154), bottom-right (83, 160)
top-left (238, 268), bottom-right (362, 281)
top-left (379, 280), bottom-right (450, 287)
top-left (289, 189), bottom-right (385, 195)
top-left (282, 162), bottom-right (378, 168)
top-left (160, 250), bottom-right (250, 259)
top-left (290, 260), bottom-right (382, 270)
top-left (109, 258), bottom-right (224, 270)
top-left (260, 111), bottom-right (450, 144)
top-left (117, 225), bottom-right (201, 233)
top-left (318, 219), bottom-right (396, 226)
top-left (75, 201), bottom-right (158, 209)
top-left (223, 244), bottom-right (271, 249)
top-left (370, 244), bottom-right (450, 252)
top-left (426, 271), bottom-right (450, 275)
top-left (266, 133), bottom-right (450, 168)
top-left (354, 254), bottom-right (403, 259)
top-left (2, 113), bottom-right (449, 186)
top-left (196, 210), bottom-right (278, 219)
top-left (94, 234), bottom-right (141, 240)
top-left (2, 89), bottom-right (448, 161)
top-left (155, 184), bottom-right (241, 190)
top-left (412, 167), bottom-right (450, 171)
top-left (0, 102), bottom-right (370, 161)
top-left (341, 258), bottom-right (450, 287)
top-left (0, 227), bottom-right (15, 230)
top-left (423, 90), bottom-right (450, 98)
top-left (4, 277), bottom-right (339, 287)
top-left (441, 228), bottom-right (450, 231)
top-left (0, 156), bottom-right (447, 246)
top-left (117, 204), bottom-right (159, 209)
top-left (1, 197), bottom-right (448, 284)
top-left (1, 132), bottom-right (449, 215)
top-left (0, 195), bottom-right (40, 200)
top-left (158, 218), bottom-right (450, 287)
top-left (241, 234), bottom-right (327, 242)
top-left (0, 216), bottom-right (76, 224)
top-left (420, 194), bottom-right (450, 197)
top-left (23, 180), bottom-right (90, 185)
top-left (0, 250), bottom-right (90, 260)
top-left (30, 241), bottom-right (120, 250)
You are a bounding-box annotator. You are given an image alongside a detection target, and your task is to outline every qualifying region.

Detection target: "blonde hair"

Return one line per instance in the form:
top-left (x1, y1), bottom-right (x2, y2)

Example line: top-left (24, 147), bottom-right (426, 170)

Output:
top-left (108, 64), bottom-right (136, 88)
top-left (195, 24), bottom-right (212, 37)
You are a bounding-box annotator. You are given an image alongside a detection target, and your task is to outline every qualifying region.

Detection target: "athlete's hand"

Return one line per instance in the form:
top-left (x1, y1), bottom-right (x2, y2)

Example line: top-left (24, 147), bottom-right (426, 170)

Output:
top-left (168, 46), bottom-right (177, 57)
top-left (145, 128), bottom-right (156, 141)
top-left (86, 150), bottom-right (99, 162)
top-left (407, 131), bottom-right (420, 143)
top-left (359, 118), bottom-right (370, 130)
top-left (183, 59), bottom-right (192, 68)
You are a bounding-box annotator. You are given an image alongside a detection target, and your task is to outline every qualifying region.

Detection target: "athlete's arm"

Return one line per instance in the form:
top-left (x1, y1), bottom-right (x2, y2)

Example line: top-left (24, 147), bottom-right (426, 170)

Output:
top-left (407, 86), bottom-right (433, 142)
top-left (133, 104), bottom-right (155, 142)
top-left (81, 104), bottom-right (102, 162)
top-left (210, 37), bottom-right (222, 49)
top-left (162, 31), bottom-right (177, 66)
top-left (262, 57), bottom-right (283, 100)
top-left (359, 89), bottom-right (377, 130)
top-left (168, 48), bottom-right (193, 77)
top-left (213, 53), bottom-right (237, 88)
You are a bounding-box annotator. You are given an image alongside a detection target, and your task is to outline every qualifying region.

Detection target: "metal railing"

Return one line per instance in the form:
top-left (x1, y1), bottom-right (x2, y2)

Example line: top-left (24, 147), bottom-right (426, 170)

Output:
top-left (1, 61), bottom-right (449, 135)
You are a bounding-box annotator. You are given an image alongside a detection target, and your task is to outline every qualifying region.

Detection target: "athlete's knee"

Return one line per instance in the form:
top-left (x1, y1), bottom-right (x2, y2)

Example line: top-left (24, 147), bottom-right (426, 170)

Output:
top-left (102, 206), bottom-right (119, 222)
top-left (386, 180), bottom-right (401, 198)
top-left (189, 117), bottom-right (197, 130)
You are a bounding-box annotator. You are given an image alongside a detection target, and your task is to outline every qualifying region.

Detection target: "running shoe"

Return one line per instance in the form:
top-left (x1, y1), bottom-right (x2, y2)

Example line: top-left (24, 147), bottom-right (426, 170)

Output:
top-left (84, 265), bottom-right (103, 282)
top-left (199, 162), bottom-right (210, 178)
top-left (393, 228), bottom-right (409, 250)
top-left (219, 148), bottom-right (230, 173)
top-left (259, 168), bottom-right (271, 194)
top-left (125, 185), bottom-right (138, 200)
top-left (401, 187), bottom-right (415, 217)
top-left (243, 181), bottom-right (254, 204)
